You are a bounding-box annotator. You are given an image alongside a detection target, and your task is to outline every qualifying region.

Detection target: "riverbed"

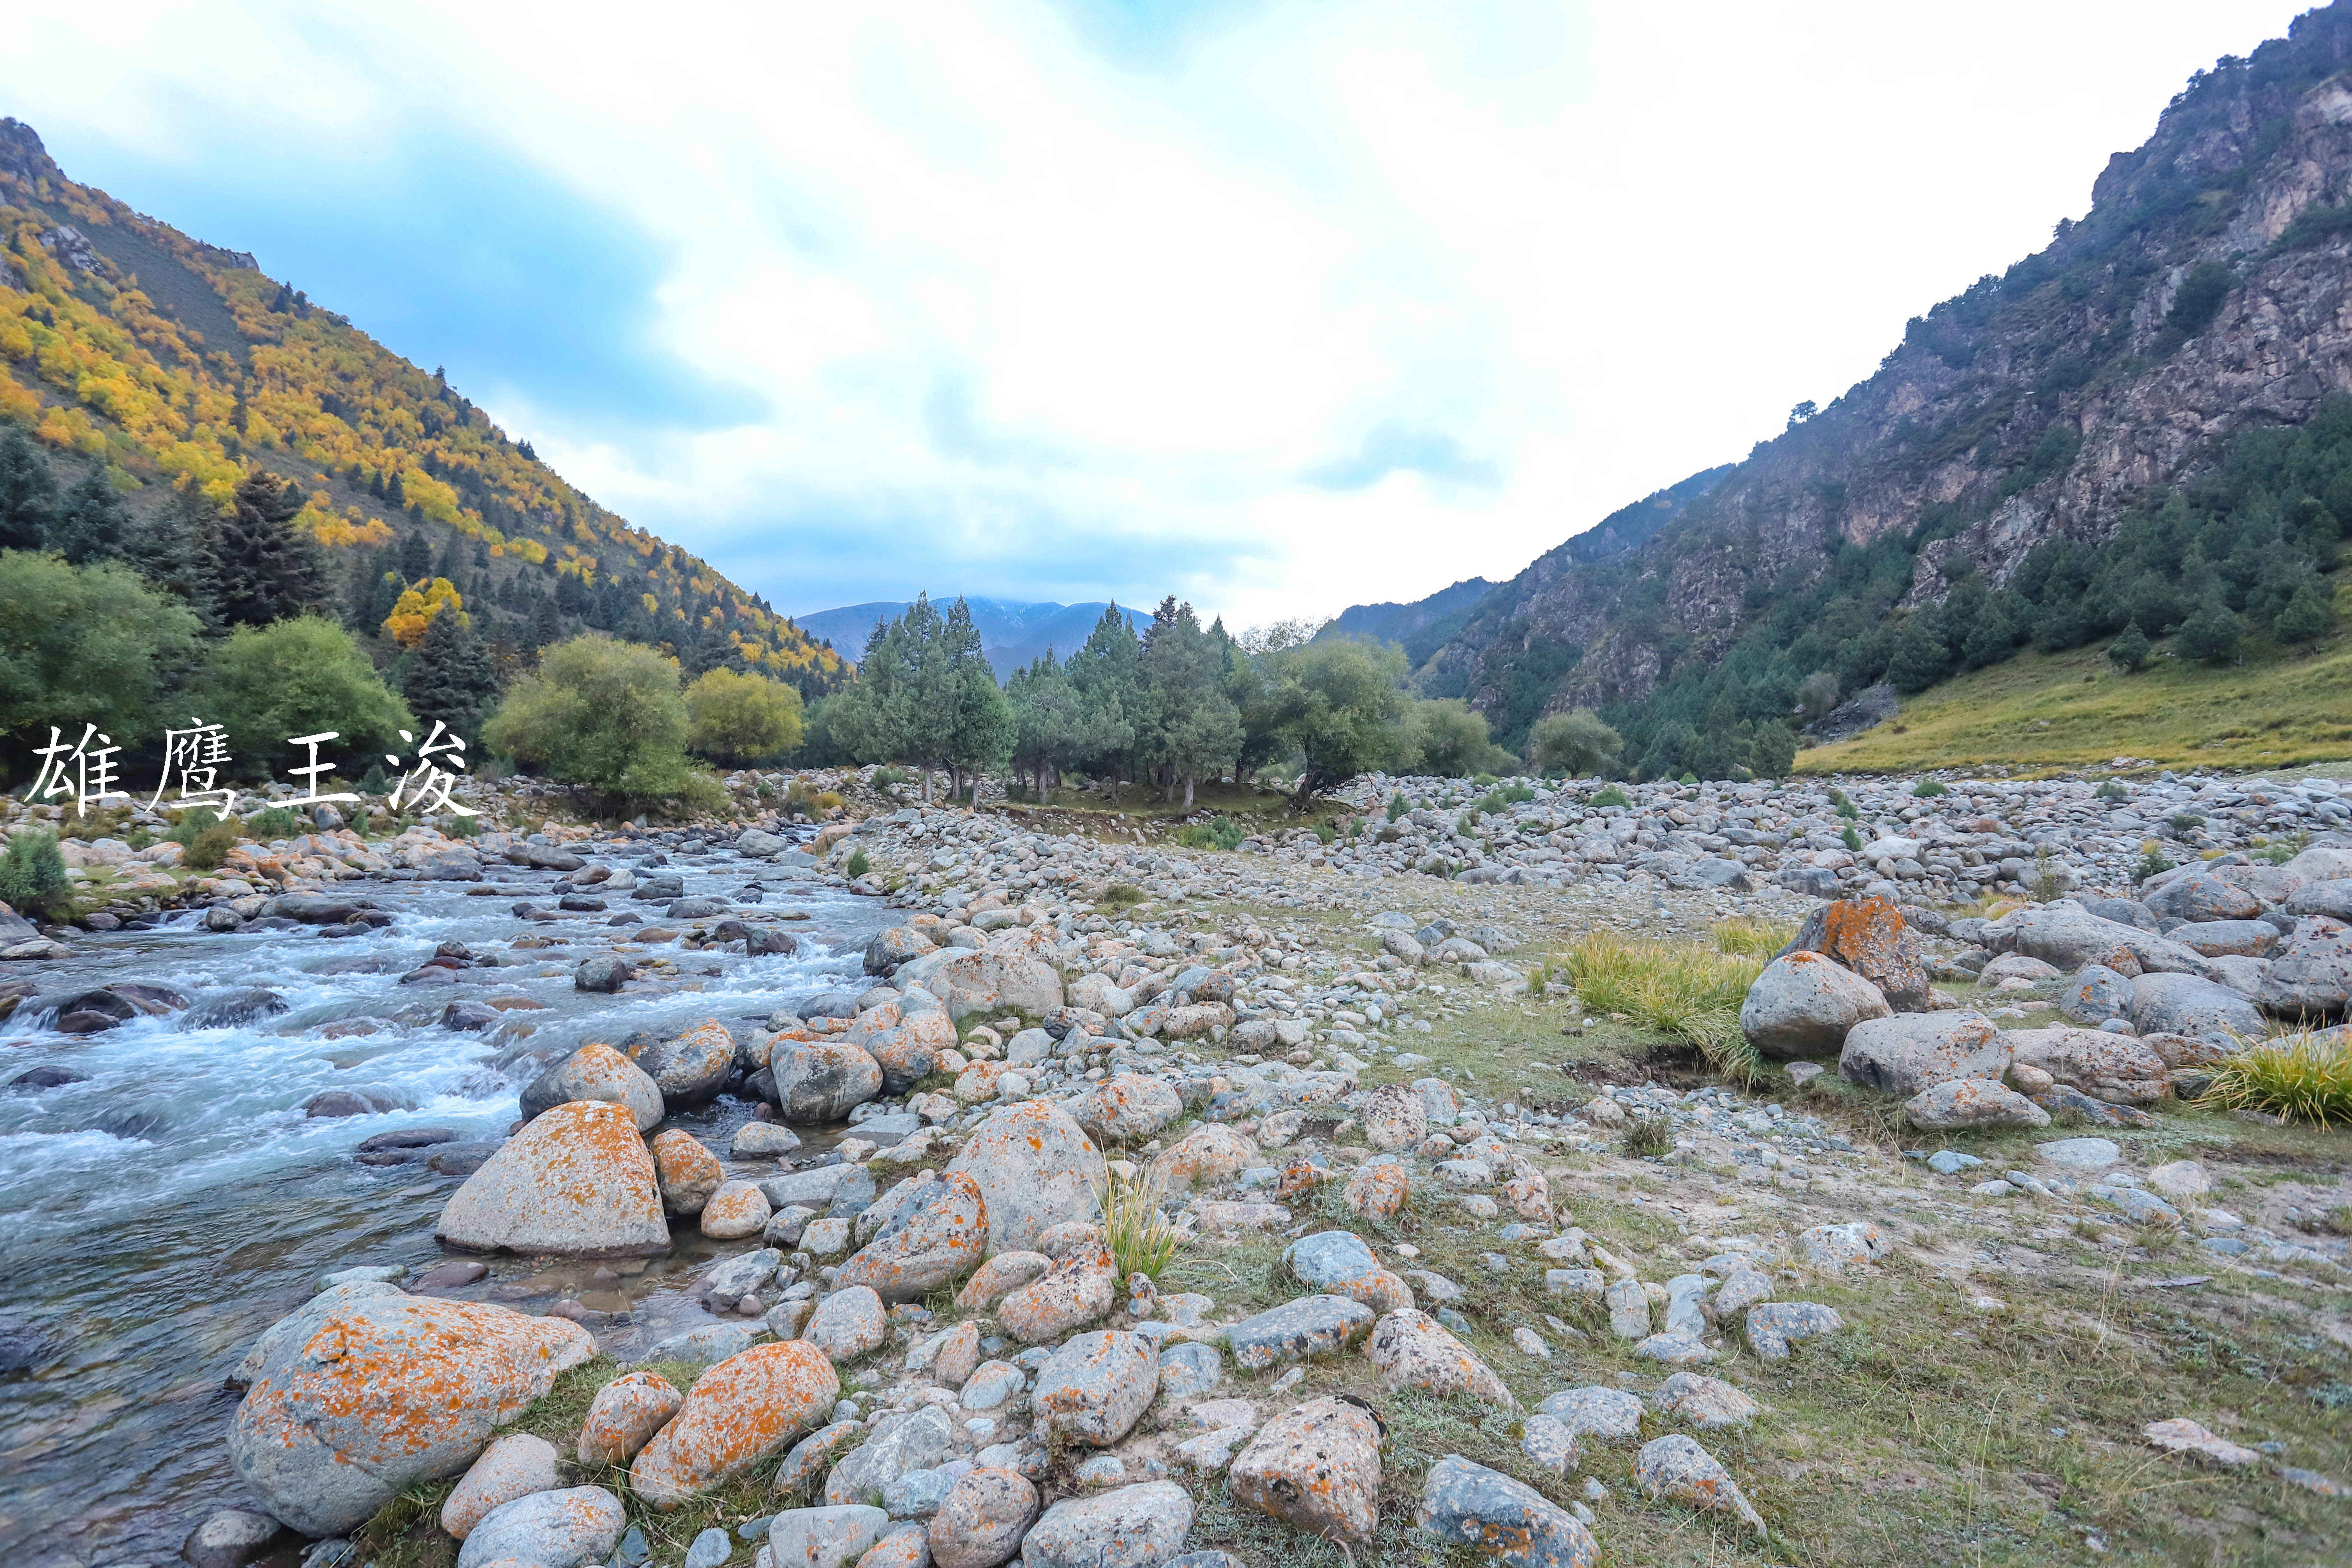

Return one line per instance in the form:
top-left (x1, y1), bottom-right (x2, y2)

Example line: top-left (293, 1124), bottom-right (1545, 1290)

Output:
top-left (0, 836), bottom-right (895, 1565)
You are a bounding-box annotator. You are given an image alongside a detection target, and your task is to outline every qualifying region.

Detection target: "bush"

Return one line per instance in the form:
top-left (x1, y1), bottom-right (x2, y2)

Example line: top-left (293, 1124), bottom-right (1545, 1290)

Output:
top-left (844, 848), bottom-right (871, 880)
top-left (2134, 842), bottom-right (2175, 882)
top-left (2095, 780), bottom-right (2129, 800)
top-left (0, 550), bottom-right (203, 757)
top-left (871, 766), bottom-right (912, 788)
top-left (1842, 825), bottom-right (1864, 852)
top-left (0, 830), bottom-right (70, 919)
top-left (1102, 882), bottom-right (1145, 907)
top-left (1388, 791), bottom-right (1408, 822)
top-left (1527, 708), bottom-right (1623, 778)
top-left (2197, 1032), bottom-right (2352, 1127)
top-left (1177, 816), bottom-right (1245, 852)
top-left (199, 616), bottom-right (413, 775)
top-left (484, 634), bottom-right (692, 806)
top-left (685, 667), bottom-right (805, 765)
top-left (166, 809), bottom-right (238, 870)
top-left (1911, 779), bottom-right (1948, 797)
top-left (248, 806), bottom-right (300, 841)
top-left (1590, 785), bottom-right (1631, 809)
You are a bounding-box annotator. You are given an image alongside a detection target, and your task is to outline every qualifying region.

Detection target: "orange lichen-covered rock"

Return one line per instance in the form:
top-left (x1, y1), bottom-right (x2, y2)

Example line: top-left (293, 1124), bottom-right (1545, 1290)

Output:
top-left (833, 1171), bottom-right (989, 1302)
top-left (946, 1099), bottom-right (1103, 1255)
top-left (1794, 896), bottom-right (1930, 1011)
top-left (1229, 1397), bottom-right (1382, 1543)
top-left (997, 1236), bottom-right (1117, 1344)
top-left (1149, 1124), bottom-right (1255, 1190)
top-left (1342, 1157), bottom-right (1408, 1221)
top-left (629, 1341), bottom-right (839, 1507)
top-left (954, 1251), bottom-right (1052, 1312)
top-left (649, 1129), bottom-right (723, 1216)
top-left (229, 1283), bottom-right (595, 1536)
top-left (576, 1370), bottom-right (682, 1466)
top-left (1368, 1308), bottom-right (1518, 1410)
top-left (436, 1099), bottom-right (671, 1258)
top-left (1068, 1074), bottom-right (1183, 1143)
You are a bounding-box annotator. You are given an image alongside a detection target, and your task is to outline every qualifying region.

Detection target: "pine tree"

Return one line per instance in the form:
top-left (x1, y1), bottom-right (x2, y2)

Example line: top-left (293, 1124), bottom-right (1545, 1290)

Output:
top-left (403, 605), bottom-right (499, 735)
top-left (399, 528), bottom-right (432, 582)
top-left (127, 478), bottom-right (224, 627)
top-left (2175, 593), bottom-right (2245, 664)
top-left (2274, 580), bottom-right (2337, 642)
top-left (0, 422), bottom-right (58, 550)
top-left (210, 468), bottom-right (326, 627)
top-left (2105, 620), bottom-right (2152, 672)
top-left (529, 593), bottom-right (562, 649)
top-left (1885, 610), bottom-right (1952, 694)
top-left (49, 468), bottom-right (130, 564)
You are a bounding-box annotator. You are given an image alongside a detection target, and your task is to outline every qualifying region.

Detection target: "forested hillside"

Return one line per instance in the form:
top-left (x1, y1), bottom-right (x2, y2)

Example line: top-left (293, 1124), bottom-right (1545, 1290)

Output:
top-left (1396, 3), bottom-right (2352, 779)
top-left (0, 118), bottom-right (843, 700)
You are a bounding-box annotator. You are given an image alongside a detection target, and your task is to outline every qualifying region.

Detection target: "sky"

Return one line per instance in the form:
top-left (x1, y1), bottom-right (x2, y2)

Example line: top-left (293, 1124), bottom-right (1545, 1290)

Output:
top-left (2, 0), bottom-right (2318, 629)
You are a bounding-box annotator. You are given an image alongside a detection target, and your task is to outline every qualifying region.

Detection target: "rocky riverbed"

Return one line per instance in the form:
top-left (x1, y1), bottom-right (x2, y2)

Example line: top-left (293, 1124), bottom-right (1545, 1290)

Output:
top-left (3, 763), bottom-right (2348, 1567)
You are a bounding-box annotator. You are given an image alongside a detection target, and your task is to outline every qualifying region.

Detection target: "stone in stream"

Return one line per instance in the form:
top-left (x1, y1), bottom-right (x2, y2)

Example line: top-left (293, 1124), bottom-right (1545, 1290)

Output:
top-left (1019, 1482), bottom-right (1196, 1568)
top-left (649, 1129), bottom-right (723, 1216)
top-left (574, 955), bottom-right (633, 993)
top-left (228, 1284), bottom-right (596, 1535)
top-left (927, 1467), bottom-right (1040, 1568)
top-left (733, 1121), bottom-right (802, 1158)
top-left (769, 1038), bottom-right (885, 1121)
top-left (629, 1019), bottom-right (737, 1105)
top-left (1635, 1434), bottom-right (1765, 1534)
top-left (1227, 1397), bottom-right (1382, 1543)
top-left (1416, 1453), bottom-right (1600, 1568)
top-left (833, 1171), bottom-right (990, 1302)
top-left (1031, 1330), bottom-right (1160, 1447)
top-left (631, 1341), bottom-right (840, 1506)
top-left (520, 1042), bottom-right (665, 1132)
top-left (179, 1509), bottom-right (288, 1568)
top-left (455, 1485), bottom-right (626, 1568)
top-left (1739, 952), bottom-right (1890, 1058)
top-left (577, 1370), bottom-right (683, 1465)
top-left (442, 1432), bottom-right (561, 1539)
top-left (1839, 1012), bottom-right (2009, 1095)
top-left (435, 1099), bottom-right (671, 1258)
top-left (945, 1099), bottom-right (1104, 1254)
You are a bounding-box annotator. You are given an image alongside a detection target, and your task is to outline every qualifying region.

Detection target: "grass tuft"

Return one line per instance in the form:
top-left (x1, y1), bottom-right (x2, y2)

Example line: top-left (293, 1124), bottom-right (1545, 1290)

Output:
top-left (1093, 1165), bottom-right (1187, 1281)
top-left (1559, 930), bottom-right (1764, 1083)
top-left (1710, 915), bottom-right (1798, 958)
top-left (2195, 1030), bottom-right (2352, 1127)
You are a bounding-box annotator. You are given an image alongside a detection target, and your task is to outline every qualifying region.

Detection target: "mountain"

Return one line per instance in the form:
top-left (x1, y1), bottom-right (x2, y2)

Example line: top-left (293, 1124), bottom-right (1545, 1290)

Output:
top-left (1404, 4), bottom-right (2352, 777)
top-left (795, 597), bottom-right (1143, 678)
top-left (0, 118), bottom-right (844, 693)
top-left (1318, 576), bottom-right (1492, 658)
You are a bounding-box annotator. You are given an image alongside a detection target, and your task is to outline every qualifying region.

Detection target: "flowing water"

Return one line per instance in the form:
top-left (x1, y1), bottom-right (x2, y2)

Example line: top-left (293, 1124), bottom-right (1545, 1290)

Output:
top-left (0, 838), bottom-right (895, 1565)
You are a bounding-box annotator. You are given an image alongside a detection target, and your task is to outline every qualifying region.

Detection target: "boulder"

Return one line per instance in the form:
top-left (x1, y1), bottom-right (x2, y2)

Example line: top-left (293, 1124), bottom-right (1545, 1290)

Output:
top-left (955, 1251), bottom-right (1054, 1312)
top-left (2003, 1028), bottom-right (2169, 1103)
top-left (520, 1043), bottom-right (665, 1133)
top-left (2132, 971), bottom-right (2267, 1044)
top-left (1359, 1083), bottom-right (1429, 1151)
top-left (577, 1370), bottom-right (683, 1465)
top-left (826, 1405), bottom-right (955, 1507)
top-left (2255, 917), bottom-right (2352, 1021)
top-left (1536, 1386), bottom-right (1644, 1446)
top-left (769, 1505), bottom-right (889, 1568)
top-left (1740, 952), bottom-right (1891, 1058)
top-left (2145, 873), bottom-right (2262, 924)
top-left (997, 1237), bottom-right (1118, 1344)
top-left (946, 1100), bottom-right (1104, 1254)
top-left (928, 1467), bottom-right (1039, 1568)
top-left (700, 1180), bottom-right (773, 1239)
top-left (1284, 1230), bottom-right (1414, 1312)
top-left (1416, 1454), bottom-right (1599, 1568)
top-left (1342, 1157), bottom-right (1409, 1221)
top-left (1228, 1397), bottom-right (1382, 1543)
top-left (1367, 1309), bottom-right (1516, 1409)
top-left (1031, 1330), bottom-right (1160, 1446)
top-left (630, 1341), bottom-right (839, 1506)
top-left (2170, 920), bottom-right (2280, 958)
top-left (229, 1286), bottom-right (595, 1535)
top-left (804, 1286), bottom-right (889, 1362)
top-left (436, 1100), bottom-right (671, 1258)
top-left (1225, 1295), bottom-right (1376, 1371)
top-left (866, 926), bottom-right (940, 975)
top-left (1634, 1434), bottom-right (1765, 1534)
top-left (179, 1509), bottom-right (288, 1568)
top-left (1068, 1074), bottom-right (1184, 1143)
top-left (573, 956), bottom-right (633, 993)
top-left (630, 1020), bottom-right (736, 1106)
top-left (1779, 896), bottom-right (1930, 1010)
top-left (2058, 965), bottom-right (2133, 1027)
top-left (1838, 1012), bottom-right (2009, 1095)
top-left (771, 1039), bottom-right (886, 1122)
top-left (1019, 1482), bottom-right (1195, 1568)
top-left (1904, 1078), bottom-right (2050, 1130)
top-left (455, 1486), bottom-right (626, 1568)
top-left (856, 1007), bottom-right (957, 1096)
top-left (2285, 878), bottom-right (2352, 921)
top-left (443, 1432), bottom-right (561, 1539)
top-left (1149, 1125), bottom-right (1255, 1189)
top-left (649, 1129), bottom-right (723, 1216)
top-left (894, 944), bottom-right (1064, 1022)
top-left (833, 1172), bottom-right (990, 1302)
top-left (1987, 907), bottom-right (2215, 980)
top-left (1745, 1301), bottom-right (1844, 1361)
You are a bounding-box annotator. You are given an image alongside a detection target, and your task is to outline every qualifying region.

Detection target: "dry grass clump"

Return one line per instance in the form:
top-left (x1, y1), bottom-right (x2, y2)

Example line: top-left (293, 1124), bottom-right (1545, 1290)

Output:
top-left (1559, 930), bottom-right (1765, 1083)
top-left (2196, 1030), bottom-right (2352, 1127)
top-left (1710, 915), bottom-right (1798, 958)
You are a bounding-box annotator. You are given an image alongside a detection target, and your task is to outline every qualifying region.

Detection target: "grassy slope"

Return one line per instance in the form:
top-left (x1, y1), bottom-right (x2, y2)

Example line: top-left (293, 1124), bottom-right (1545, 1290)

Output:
top-left (1797, 593), bottom-right (2352, 776)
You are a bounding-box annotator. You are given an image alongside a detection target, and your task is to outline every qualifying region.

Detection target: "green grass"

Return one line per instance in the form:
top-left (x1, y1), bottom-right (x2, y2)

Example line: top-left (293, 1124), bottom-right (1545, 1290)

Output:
top-left (2196, 1031), bottom-right (2352, 1127)
top-left (1558, 930), bottom-right (1765, 1083)
top-left (1094, 1166), bottom-right (1187, 1280)
top-left (1797, 617), bottom-right (2352, 774)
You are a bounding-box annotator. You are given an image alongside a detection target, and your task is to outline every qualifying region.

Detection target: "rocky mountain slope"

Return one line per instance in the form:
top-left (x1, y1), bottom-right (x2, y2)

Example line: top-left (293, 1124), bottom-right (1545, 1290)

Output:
top-left (794, 598), bottom-right (1140, 679)
top-left (1403, 3), bottom-right (2352, 767)
top-left (0, 118), bottom-right (843, 688)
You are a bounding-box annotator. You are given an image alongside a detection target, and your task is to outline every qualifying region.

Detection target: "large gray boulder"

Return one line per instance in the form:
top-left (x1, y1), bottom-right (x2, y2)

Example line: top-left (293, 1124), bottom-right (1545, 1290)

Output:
top-left (770, 1039), bottom-right (885, 1121)
top-left (1416, 1455), bottom-right (1599, 1567)
top-left (2285, 879), bottom-right (2352, 921)
top-left (1839, 1012), bottom-right (2009, 1095)
top-left (520, 1043), bottom-right (664, 1132)
top-left (1986, 907), bottom-right (2216, 980)
top-left (456, 1487), bottom-right (625, 1568)
top-left (2004, 1027), bottom-right (2169, 1103)
top-left (1739, 952), bottom-right (1891, 1059)
top-left (2145, 873), bottom-right (2262, 924)
top-left (1020, 1482), bottom-right (1195, 1568)
top-left (2169, 920), bottom-right (2280, 958)
top-left (1904, 1078), bottom-right (2050, 1129)
top-left (2282, 843), bottom-right (2352, 882)
top-left (2058, 965), bottom-right (2134, 1026)
top-left (435, 1100), bottom-right (672, 1257)
top-left (630, 1020), bottom-right (737, 1106)
top-left (2255, 917), bottom-right (2352, 1022)
top-left (945, 1100), bottom-right (1103, 1254)
top-left (895, 941), bottom-right (1065, 1022)
top-left (832, 1172), bottom-right (990, 1302)
top-left (2132, 971), bottom-right (2267, 1045)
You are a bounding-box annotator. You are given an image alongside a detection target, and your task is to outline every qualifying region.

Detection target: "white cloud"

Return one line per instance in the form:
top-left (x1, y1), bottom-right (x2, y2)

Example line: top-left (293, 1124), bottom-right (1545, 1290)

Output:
top-left (5, 0), bottom-right (2315, 627)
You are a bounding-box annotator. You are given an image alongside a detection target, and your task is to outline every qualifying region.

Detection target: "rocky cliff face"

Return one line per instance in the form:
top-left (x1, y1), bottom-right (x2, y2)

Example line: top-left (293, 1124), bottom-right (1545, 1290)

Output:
top-left (1415, 2), bottom-right (2352, 734)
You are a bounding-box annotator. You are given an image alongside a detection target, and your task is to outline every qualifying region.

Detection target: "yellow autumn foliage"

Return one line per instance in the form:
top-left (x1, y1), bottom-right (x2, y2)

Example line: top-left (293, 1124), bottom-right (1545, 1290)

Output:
top-left (382, 577), bottom-right (466, 649)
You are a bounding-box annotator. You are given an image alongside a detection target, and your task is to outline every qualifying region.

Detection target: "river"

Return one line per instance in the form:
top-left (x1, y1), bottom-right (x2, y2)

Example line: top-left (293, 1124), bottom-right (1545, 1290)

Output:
top-left (0, 833), bottom-right (895, 1565)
